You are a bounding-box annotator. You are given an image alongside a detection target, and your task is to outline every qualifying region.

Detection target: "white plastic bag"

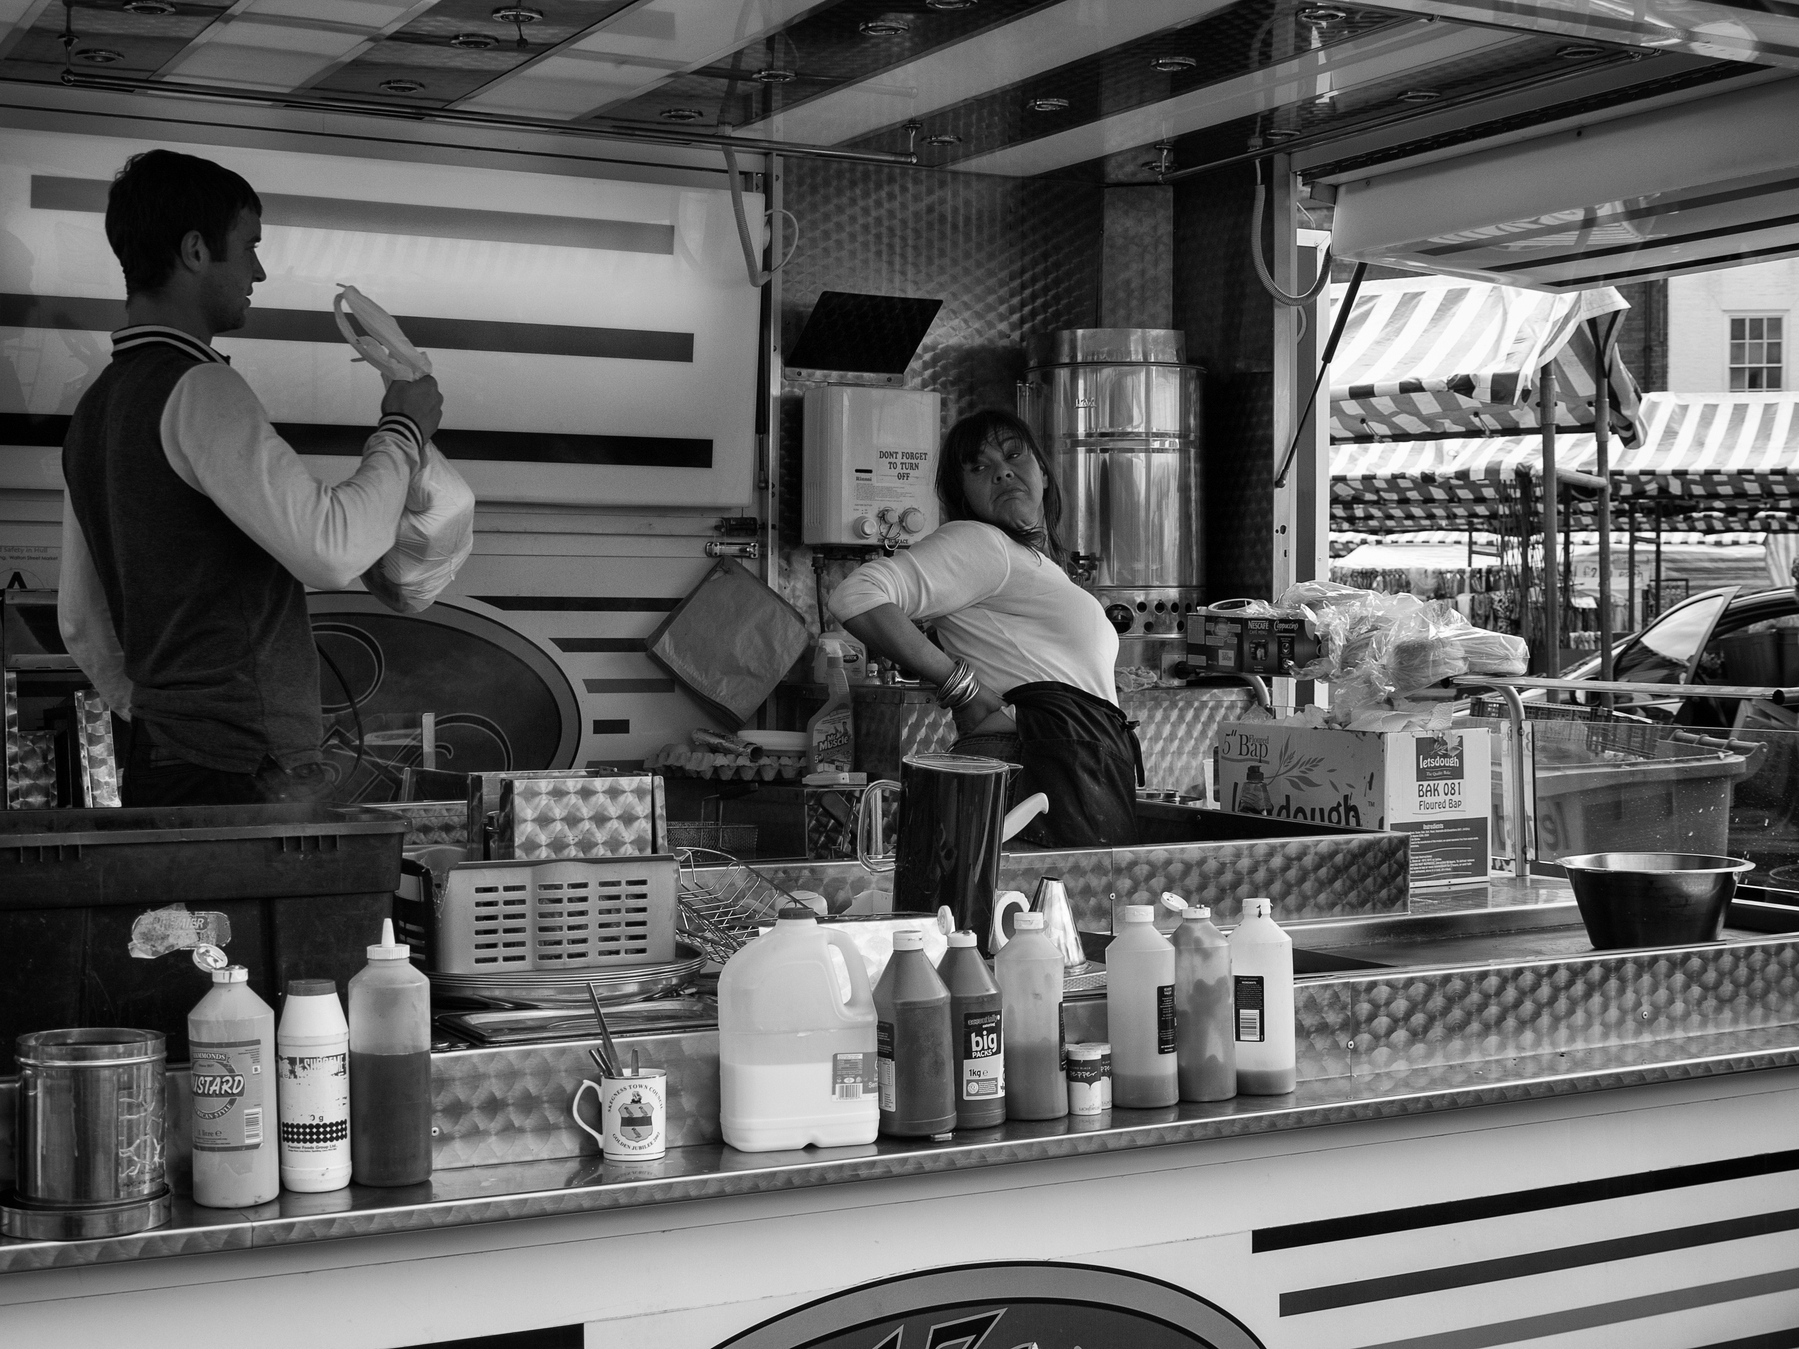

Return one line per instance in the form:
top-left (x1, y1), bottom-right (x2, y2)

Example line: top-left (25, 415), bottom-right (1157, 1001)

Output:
top-left (335, 284), bottom-right (474, 612)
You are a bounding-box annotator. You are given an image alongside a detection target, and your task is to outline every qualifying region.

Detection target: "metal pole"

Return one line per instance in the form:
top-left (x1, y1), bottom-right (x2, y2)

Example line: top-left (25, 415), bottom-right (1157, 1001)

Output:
top-left (1591, 318), bottom-right (1614, 682)
top-left (1655, 506), bottom-right (1664, 616)
top-left (1541, 362), bottom-right (1561, 694)
top-left (1628, 500), bottom-right (1637, 631)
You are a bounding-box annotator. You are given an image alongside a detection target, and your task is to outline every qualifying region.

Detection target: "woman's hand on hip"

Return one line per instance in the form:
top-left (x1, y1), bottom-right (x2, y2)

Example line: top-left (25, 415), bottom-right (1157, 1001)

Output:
top-left (953, 687), bottom-right (1011, 737)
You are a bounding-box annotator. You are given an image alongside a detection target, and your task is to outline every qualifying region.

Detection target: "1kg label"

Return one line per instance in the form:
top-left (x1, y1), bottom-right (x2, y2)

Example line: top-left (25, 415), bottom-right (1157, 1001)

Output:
top-left (961, 1010), bottom-right (1004, 1100)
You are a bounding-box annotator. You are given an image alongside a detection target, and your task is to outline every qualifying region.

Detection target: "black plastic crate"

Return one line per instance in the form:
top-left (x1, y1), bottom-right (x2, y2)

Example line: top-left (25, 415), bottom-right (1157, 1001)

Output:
top-left (0, 803), bottom-right (406, 1068)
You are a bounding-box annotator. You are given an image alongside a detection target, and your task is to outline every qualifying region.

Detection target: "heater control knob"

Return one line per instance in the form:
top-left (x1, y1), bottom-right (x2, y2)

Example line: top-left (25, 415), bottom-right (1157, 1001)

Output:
top-left (898, 507), bottom-right (925, 534)
top-left (1105, 604), bottom-right (1134, 634)
top-left (853, 517), bottom-right (876, 539)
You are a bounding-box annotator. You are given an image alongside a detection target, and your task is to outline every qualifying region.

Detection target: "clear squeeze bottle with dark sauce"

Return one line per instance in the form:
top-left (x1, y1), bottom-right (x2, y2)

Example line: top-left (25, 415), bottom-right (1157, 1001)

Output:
top-left (872, 930), bottom-right (957, 1137)
top-left (348, 919), bottom-right (433, 1186)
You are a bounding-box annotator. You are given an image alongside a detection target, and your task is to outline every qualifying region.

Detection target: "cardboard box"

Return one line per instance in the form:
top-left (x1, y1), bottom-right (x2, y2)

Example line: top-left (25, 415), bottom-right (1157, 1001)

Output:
top-left (1216, 722), bottom-right (1492, 886)
top-left (1191, 610), bottom-right (1319, 676)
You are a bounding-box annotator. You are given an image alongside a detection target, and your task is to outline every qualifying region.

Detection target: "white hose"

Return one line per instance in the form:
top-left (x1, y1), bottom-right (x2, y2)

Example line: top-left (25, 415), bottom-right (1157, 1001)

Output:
top-left (723, 145), bottom-right (799, 288)
top-left (1249, 160), bottom-right (1331, 309)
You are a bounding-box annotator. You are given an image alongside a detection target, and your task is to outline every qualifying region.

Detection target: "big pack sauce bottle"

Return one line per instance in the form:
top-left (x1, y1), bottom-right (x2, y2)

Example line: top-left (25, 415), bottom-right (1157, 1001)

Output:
top-left (188, 965), bottom-right (279, 1208)
top-left (938, 931), bottom-right (1005, 1130)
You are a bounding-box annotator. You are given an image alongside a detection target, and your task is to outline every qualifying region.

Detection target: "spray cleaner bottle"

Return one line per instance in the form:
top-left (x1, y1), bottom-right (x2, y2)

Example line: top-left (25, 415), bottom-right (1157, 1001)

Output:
top-left (187, 947), bottom-right (279, 1208)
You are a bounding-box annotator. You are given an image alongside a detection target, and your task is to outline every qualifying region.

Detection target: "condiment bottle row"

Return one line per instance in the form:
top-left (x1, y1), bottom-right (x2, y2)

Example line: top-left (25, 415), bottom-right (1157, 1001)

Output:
top-left (716, 898), bottom-right (1296, 1153)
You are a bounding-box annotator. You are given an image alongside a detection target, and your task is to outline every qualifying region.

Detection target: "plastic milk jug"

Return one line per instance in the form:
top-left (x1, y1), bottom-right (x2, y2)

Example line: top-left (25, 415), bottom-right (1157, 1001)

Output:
top-left (718, 906), bottom-right (879, 1151)
top-left (1230, 898), bottom-right (1296, 1095)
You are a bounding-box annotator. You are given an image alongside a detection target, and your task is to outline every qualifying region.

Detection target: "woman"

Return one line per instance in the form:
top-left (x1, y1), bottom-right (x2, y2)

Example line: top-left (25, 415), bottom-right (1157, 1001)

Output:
top-left (830, 408), bottom-right (1140, 848)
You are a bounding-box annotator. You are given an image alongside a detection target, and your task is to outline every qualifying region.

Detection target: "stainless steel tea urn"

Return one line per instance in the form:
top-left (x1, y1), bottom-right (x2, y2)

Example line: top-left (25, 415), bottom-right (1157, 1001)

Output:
top-left (2, 1028), bottom-right (169, 1239)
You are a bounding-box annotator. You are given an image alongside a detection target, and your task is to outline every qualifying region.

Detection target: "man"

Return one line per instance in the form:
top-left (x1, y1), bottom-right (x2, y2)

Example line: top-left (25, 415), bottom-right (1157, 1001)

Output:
top-left (58, 149), bottom-right (443, 807)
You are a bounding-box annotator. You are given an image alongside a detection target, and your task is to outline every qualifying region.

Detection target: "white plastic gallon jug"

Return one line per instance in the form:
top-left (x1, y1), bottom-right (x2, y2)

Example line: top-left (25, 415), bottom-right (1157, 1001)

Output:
top-left (718, 908), bottom-right (878, 1152)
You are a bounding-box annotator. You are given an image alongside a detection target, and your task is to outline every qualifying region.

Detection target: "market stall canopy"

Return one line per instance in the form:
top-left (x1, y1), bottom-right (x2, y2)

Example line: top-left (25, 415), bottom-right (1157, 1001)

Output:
top-left (1330, 275), bottom-right (1642, 445)
top-left (1332, 392), bottom-right (1799, 532)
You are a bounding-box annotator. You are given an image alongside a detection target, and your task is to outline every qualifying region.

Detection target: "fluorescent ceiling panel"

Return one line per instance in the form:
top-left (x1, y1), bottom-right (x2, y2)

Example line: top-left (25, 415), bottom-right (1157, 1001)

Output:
top-left (953, 25), bottom-right (1516, 177)
top-left (736, 0), bottom-right (1236, 144)
top-left (156, 0), bottom-right (438, 92)
top-left (458, 0), bottom-right (825, 121)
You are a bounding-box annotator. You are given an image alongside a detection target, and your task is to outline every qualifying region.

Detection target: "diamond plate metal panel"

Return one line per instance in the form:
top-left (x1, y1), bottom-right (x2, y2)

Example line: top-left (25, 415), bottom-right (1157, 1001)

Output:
top-left (1126, 687), bottom-right (1268, 790)
top-left (73, 690), bottom-right (120, 810)
top-left (496, 775), bottom-right (656, 860)
top-left (1297, 938), bottom-right (1799, 1083)
top-left (366, 800), bottom-right (470, 849)
top-left (5, 673), bottom-right (54, 811)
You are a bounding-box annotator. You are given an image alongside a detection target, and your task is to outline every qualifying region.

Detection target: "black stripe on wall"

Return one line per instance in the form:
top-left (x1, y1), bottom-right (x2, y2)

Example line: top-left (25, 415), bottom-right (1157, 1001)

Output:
top-left (278, 424), bottom-right (711, 469)
top-left (583, 678), bottom-right (675, 694)
top-left (1253, 1148), bottom-right (1799, 1252)
top-left (1281, 1208), bottom-right (1799, 1315)
top-left (31, 175), bottom-right (676, 256)
top-left (555, 638), bottom-right (647, 653)
top-left (0, 413), bottom-right (709, 470)
top-left (591, 720), bottom-right (631, 735)
top-left (0, 294), bottom-right (693, 364)
top-left (474, 596), bottom-right (679, 612)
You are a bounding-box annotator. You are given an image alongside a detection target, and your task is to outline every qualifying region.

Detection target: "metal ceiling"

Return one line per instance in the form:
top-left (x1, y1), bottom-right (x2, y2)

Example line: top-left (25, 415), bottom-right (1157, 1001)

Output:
top-left (0, 0), bottom-right (1788, 184)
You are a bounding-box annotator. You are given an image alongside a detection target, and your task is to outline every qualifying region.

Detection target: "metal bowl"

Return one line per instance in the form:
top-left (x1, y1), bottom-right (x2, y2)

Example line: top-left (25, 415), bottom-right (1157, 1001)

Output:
top-left (1559, 852), bottom-right (1754, 950)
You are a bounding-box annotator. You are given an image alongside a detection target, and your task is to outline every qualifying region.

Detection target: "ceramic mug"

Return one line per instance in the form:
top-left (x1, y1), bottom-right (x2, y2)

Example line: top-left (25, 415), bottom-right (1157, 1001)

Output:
top-left (574, 1069), bottom-right (667, 1161)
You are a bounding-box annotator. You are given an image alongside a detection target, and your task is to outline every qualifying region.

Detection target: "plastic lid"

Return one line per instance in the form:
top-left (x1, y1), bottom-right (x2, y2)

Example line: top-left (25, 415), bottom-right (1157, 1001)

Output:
top-left (1122, 905), bottom-right (1156, 924)
top-left (777, 903), bottom-right (818, 922)
top-left (213, 965), bottom-right (249, 984)
top-left (1067, 1042), bottom-right (1108, 1060)
top-left (287, 978), bottom-right (336, 997)
top-left (1244, 897), bottom-right (1273, 919)
top-left (1184, 905), bottom-right (1212, 919)
top-left (367, 917), bottom-right (410, 961)
top-left (948, 931), bottom-right (977, 947)
top-left (893, 930), bottom-right (924, 951)
top-left (1014, 912), bottom-right (1045, 930)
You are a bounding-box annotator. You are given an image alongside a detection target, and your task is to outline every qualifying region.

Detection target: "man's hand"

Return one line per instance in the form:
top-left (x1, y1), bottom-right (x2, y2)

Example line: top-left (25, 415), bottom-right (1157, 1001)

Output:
top-left (382, 375), bottom-right (443, 445)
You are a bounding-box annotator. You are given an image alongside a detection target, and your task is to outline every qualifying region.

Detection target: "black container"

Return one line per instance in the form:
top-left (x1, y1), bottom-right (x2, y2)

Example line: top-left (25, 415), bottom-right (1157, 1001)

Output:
top-left (0, 804), bottom-right (407, 1069)
top-left (892, 754), bottom-right (1012, 951)
top-left (1560, 851), bottom-right (1755, 949)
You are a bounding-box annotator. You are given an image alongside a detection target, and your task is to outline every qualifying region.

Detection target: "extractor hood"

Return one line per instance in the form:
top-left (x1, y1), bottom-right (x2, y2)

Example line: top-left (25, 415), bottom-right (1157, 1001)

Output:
top-left (1329, 78), bottom-right (1799, 292)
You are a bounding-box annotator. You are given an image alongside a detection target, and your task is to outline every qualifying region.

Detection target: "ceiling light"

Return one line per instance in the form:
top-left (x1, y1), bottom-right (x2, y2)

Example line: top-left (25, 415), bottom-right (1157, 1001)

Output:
top-left (1297, 5), bottom-right (1349, 21)
top-left (450, 31), bottom-right (498, 49)
top-left (859, 18), bottom-right (910, 35)
top-left (491, 6), bottom-right (543, 22)
top-left (926, 0), bottom-right (979, 9)
top-left (74, 48), bottom-right (125, 64)
top-left (753, 68), bottom-right (796, 83)
top-left (923, 132), bottom-right (962, 146)
top-left (381, 78), bottom-right (425, 94)
top-left (1264, 128), bottom-right (1299, 141)
top-left (122, 1), bottom-right (176, 14)
top-left (1150, 55), bottom-right (1197, 73)
top-left (660, 107), bottom-right (705, 122)
top-left (1399, 88), bottom-right (1443, 102)
top-left (1556, 43), bottom-right (1606, 58)
top-left (1027, 96), bottom-right (1070, 113)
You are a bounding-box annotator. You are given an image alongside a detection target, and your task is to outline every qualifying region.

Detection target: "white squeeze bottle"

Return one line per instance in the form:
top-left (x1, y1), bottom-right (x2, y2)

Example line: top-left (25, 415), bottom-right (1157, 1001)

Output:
top-left (1174, 905), bottom-right (1236, 1102)
top-left (188, 965), bottom-right (279, 1208)
top-left (1107, 905), bottom-right (1179, 1108)
top-left (994, 912), bottom-right (1066, 1120)
top-left (1230, 898), bottom-right (1296, 1095)
top-left (718, 905), bottom-right (879, 1151)
top-left (277, 978), bottom-right (351, 1192)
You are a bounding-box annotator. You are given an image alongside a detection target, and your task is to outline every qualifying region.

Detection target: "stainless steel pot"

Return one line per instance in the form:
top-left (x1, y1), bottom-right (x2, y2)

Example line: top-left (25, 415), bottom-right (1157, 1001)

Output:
top-left (1559, 852), bottom-right (1754, 950)
top-left (2, 1028), bottom-right (169, 1240)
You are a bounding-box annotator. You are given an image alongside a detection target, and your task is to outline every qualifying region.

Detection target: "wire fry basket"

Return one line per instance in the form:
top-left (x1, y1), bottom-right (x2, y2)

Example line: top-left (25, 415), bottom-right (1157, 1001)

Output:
top-left (675, 847), bottom-right (797, 964)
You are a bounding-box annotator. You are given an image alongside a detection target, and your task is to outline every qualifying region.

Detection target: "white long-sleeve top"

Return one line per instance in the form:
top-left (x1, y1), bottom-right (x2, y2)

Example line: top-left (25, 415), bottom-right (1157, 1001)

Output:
top-left (58, 326), bottom-right (422, 717)
top-left (829, 519), bottom-right (1119, 705)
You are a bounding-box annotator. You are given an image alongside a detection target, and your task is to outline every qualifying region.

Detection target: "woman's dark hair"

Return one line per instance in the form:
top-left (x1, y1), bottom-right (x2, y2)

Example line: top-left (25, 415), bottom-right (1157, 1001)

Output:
top-left (104, 150), bottom-right (263, 297)
top-left (935, 408), bottom-right (1066, 563)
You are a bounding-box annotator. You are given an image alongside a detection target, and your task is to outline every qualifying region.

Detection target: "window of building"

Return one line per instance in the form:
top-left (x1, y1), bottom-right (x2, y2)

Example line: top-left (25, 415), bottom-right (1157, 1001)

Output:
top-left (1729, 315), bottom-right (1784, 390)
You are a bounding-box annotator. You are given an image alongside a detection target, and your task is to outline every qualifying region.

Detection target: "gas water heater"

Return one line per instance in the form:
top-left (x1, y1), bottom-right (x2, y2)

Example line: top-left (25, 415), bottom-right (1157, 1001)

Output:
top-left (802, 386), bottom-right (942, 549)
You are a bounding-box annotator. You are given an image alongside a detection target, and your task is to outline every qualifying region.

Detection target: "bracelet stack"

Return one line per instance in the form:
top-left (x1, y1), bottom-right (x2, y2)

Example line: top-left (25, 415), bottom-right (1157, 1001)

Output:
top-left (936, 659), bottom-right (980, 711)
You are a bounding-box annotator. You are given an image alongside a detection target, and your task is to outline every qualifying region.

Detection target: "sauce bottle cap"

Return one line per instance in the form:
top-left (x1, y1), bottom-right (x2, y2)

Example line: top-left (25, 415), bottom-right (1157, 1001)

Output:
top-left (287, 978), bottom-right (336, 997)
top-left (367, 917), bottom-right (411, 961)
top-left (1014, 912), bottom-right (1045, 930)
top-left (892, 930), bottom-right (924, 951)
top-left (1122, 905), bottom-right (1156, 924)
top-left (1184, 904), bottom-right (1212, 919)
top-left (212, 965), bottom-right (249, 984)
top-left (948, 931), bottom-right (977, 947)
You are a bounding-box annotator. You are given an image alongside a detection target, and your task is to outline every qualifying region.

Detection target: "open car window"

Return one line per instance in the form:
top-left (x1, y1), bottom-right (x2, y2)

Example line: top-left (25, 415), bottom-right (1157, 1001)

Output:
top-left (1613, 590), bottom-right (1736, 684)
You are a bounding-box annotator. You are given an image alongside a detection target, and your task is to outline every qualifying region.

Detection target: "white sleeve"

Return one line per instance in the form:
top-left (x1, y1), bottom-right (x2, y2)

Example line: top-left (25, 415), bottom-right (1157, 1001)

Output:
top-left (56, 498), bottom-right (135, 717)
top-left (161, 363), bottom-right (422, 592)
top-left (829, 522), bottom-right (1014, 623)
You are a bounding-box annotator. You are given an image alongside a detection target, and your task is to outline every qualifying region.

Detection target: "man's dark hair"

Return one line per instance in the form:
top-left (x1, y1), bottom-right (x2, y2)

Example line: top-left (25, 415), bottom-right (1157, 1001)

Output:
top-left (935, 407), bottom-right (1066, 563)
top-left (104, 150), bottom-right (262, 296)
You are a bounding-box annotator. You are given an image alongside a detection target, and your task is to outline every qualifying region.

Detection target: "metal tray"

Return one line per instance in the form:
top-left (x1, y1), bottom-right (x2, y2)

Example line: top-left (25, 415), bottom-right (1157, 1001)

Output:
top-left (426, 944), bottom-right (705, 1008)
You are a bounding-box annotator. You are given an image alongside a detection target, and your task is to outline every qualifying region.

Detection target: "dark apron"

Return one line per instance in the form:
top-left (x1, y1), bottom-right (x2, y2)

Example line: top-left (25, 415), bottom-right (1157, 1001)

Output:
top-left (1001, 681), bottom-right (1143, 849)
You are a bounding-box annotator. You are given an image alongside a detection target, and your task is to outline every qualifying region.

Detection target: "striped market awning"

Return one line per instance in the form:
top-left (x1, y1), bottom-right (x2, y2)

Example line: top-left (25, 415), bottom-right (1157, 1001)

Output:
top-left (1329, 275), bottom-right (1643, 446)
top-left (1331, 392), bottom-right (1799, 532)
